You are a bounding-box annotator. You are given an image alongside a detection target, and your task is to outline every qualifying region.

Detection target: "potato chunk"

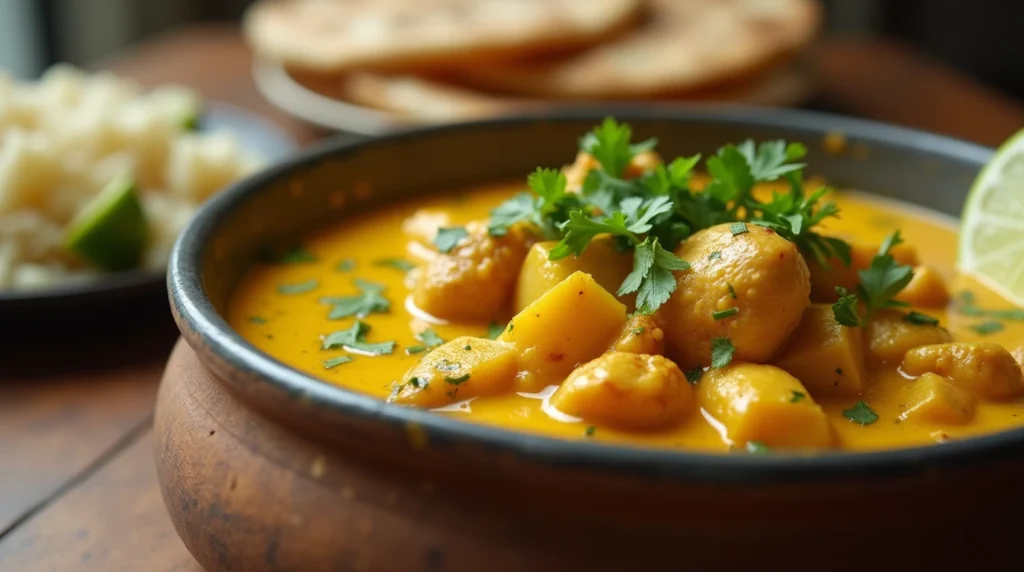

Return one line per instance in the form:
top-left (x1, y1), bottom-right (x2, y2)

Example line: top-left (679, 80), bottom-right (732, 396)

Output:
top-left (514, 237), bottom-right (633, 312)
top-left (773, 304), bottom-right (867, 397)
top-left (412, 222), bottom-right (529, 321)
top-left (393, 337), bottom-right (517, 408)
top-left (499, 271), bottom-right (627, 391)
top-left (610, 314), bottom-right (665, 355)
top-left (901, 342), bottom-right (1024, 400)
top-left (659, 223), bottom-right (810, 368)
top-left (894, 265), bottom-right (950, 308)
top-left (699, 363), bottom-right (834, 449)
top-left (866, 310), bottom-right (953, 364)
top-left (899, 373), bottom-right (975, 425)
top-left (550, 352), bottom-right (693, 429)
top-left (808, 240), bottom-right (918, 302)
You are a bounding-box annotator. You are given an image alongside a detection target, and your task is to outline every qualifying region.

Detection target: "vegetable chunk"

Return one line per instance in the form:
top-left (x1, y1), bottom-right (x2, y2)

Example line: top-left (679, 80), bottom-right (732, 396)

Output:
top-left (499, 271), bottom-right (627, 391)
top-left (659, 223), bottom-right (810, 368)
top-left (514, 237), bottom-right (633, 312)
top-left (550, 352), bottom-right (693, 429)
top-left (393, 337), bottom-right (517, 408)
top-left (774, 304), bottom-right (867, 397)
top-left (610, 314), bottom-right (665, 355)
top-left (412, 222), bottom-right (530, 321)
top-left (699, 363), bottom-right (834, 449)
top-left (866, 310), bottom-right (953, 364)
top-left (893, 265), bottom-right (950, 308)
top-left (808, 240), bottom-right (918, 302)
top-left (899, 373), bottom-right (975, 425)
top-left (901, 342), bottom-right (1024, 400)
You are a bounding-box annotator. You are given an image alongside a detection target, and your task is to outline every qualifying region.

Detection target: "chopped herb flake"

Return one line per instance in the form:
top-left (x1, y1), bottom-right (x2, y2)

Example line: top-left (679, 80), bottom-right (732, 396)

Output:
top-left (746, 441), bottom-right (770, 454)
top-left (685, 367), bottom-right (703, 385)
top-left (710, 337), bottom-right (735, 369)
top-left (712, 307), bottom-right (739, 320)
top-left (336, 259), bottom-right (356, 272)
top-left (263, 245), bottom-right (318, 264)
top-left (708, 251), bottom-right (722, 261)
top-left (373, 258), bottom-right (415, 271)
top-left (584, 425), bottom-right (596, 437)
top-left (418, 329), bottom-right (445, 348)
top-left (843, 401), bottom-right (879, 425)
top-left (322, 356), bottom-right (353, 369)
top-left (730, 222), bottom-right (748, 235)
top-left (445, 373), bottom-right (471, 385)
top-left (463, 344), bottom-right (472, 351)
top-left (277, 279), bottom-right (318, 295)
top-left (433, 226), bottom-right (468, 253)
top-left (790, 390), bottom-right (805, 403)
top-left (727, 283), bottom-right (737, 299)
top-left (321, 278), bottom-right (390, 319)
top-left (409, 377), bottom-right (428, 389)
top-left (832, 231), bottom-right (913, 327)
top-left (405, 346), bottom-right (426, 355)
top-left (903, 311), bottom-right (939, 326)
top-left (321, 321), bottom-right (395, 355)
top-left (247, 316), bottom-right (267, 325)
top-left (486, 322), bottom-right (506, 340)
top-left (970, 320), bottom-right (1005, 335)
top-left (632, 326), bottom-right (646, 335)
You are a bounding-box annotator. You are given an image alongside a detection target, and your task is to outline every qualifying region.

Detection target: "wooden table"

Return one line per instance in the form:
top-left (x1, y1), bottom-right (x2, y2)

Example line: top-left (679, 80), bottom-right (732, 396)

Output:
top-left (1, 24), bottom-right (1022, 571)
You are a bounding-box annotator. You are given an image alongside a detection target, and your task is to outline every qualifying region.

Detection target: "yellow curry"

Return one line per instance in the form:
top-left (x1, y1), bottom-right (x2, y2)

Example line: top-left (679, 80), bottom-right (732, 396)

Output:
top-left (229, 119), bottom-right (1024, 453)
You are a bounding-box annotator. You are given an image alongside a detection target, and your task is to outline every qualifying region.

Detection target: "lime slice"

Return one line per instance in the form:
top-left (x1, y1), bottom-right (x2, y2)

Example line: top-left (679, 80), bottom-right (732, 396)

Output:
top-left (65, 176), bottom-right (150, 271)
top-left (959, 128), bottom-right (1024, 305)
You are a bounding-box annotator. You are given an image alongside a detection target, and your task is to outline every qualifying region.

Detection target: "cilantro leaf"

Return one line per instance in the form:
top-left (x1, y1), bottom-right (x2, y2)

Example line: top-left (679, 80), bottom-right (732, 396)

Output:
top-left (488, 192), bottom-right (535, 236)
top-left (579, 117), bottom-right (654, 177)
top-left (685, 367), bottom-right (703, 384)
top-left (704, 145), bottom-right (754, 205)
top-left (970, 320), bottom-right (1004, 335)
top-left (903, 311), bottom-right (939, 326)
top-left (433, 227), bottom-right (468, 253)
top-left (832, 287), bottom-right (863, 327)
top-left (745, 441), bottom-right (771, 454)
top-left (842, 401), bottom-right (879, 425)
top-left (276, 279), bottom-right (318, 295)
top-left (550, 210), bottom-right (633, 260)
top-left (486, 322), bottom-right (506, 340)
top-left (417, 328), bottom-right (445, 348)
top-left (738, 140), bottom-right (806, 181)
top-left (710, 337), bottom-right (735, 369)
top-left (321, 278), bottom-right (390, 319)
top-left (618, 238), bottom-right (689, 314)
top-left (267, 246), bottom-right (318, 264)
top-left (831, 231), bottom-right (914, 327)
top-left (322, 321), bottom-right (395, 355)
top-left (373, 258), bottom-right (415, 271)
top-left (790, 390), bottom-right (805, 403)
top-left (322, 356), bottom-right (353, 369)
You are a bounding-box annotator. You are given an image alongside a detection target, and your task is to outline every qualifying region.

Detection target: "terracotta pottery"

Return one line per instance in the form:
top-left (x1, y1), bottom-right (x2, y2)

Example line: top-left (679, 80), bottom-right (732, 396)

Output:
top-left (158, 109), bottom-right (1024, 571)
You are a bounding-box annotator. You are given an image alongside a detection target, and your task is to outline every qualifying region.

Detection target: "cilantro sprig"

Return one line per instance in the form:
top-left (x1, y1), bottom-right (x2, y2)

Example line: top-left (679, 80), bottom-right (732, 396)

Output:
top-left (487, 117), bottom-right (852, 314)
top-left (830, 231), bottom-right (919, 327)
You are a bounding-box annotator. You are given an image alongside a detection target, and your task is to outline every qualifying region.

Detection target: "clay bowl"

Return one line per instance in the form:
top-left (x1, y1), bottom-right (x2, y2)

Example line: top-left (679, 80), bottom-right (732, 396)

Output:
top-left (159, 108), bottom-right (1024, 572)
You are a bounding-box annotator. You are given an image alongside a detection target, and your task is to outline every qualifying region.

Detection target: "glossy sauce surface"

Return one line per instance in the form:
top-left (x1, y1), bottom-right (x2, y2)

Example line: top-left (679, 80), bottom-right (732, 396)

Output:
top-left (228, 182), bottom-right (1024, 452)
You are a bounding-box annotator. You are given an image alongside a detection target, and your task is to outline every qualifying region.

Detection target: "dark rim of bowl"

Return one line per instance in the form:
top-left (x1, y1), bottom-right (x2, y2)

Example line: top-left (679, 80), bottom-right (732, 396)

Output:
top-left (170, 105), bottom-right (1019, 484)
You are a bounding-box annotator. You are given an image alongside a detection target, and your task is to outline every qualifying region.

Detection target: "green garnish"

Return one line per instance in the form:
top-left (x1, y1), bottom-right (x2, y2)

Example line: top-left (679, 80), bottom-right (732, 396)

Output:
top-left (710, 337), bottom-right (735, 369)
top-left (708, 251), bottom-right (722, 261)
top-left (266, 246), bottom-right (318, 264)
top-left (373, 258), bottom-right (415, 271)
top-left (970, 320), bottom-right (1005, 335)
top-left (842, 401), bottom-right (879, 425)
top-left (685, 367), bottom-right (703, 385)
top-left (746, 441), bottom-right (770, 454)
top-left (409, 377), bottom-right (429, 389)
top-left (321, 321), bottom-right (395, 355)
top-left (712, 307), bottom-right (738, 320)
top-left (903, 311), bottom-right (939, 326)
top-left (405, 346), bottom-right (426, 355)
top-left (321, 278), bottom-right (390, 319)
top-left (790, 390), bottom-right (805, 403)
top-left (433, 226), bottom-right (468, 253)
top-left (632, 326), bottom-right (646, 335)
top-left (445, 373), bottom-right (471, 385)
top-left (955, 290), bottom-right (1024, 321)
top-left (831, 231), bottom-right (913, 327)
top-left (417, 329), bottom-right (445, 348)
top-left (336, 259), bottom-right (356, 272)
top-left (463, 344), bottom-right (472, 351)
top-left (486, 118), bottom-right (847, 315)
top-left (727, 283), bottom-right (737, 299)
top-left (486, 322), bottom-right (506, 340)
top-left (277, 279), bottom-right (319, 295)
top-left (248, 316), bottom-right (267, 325)
top-left (730, 222), bottom-right (748, 236)
top-left (322, 356), bottom-right (353, 369)
top-left (584, 425), bottom-right (596, 437)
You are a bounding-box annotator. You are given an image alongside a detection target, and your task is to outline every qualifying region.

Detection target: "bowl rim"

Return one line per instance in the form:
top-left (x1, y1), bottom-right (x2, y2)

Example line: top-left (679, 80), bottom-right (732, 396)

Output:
top-left (170, 106), bottom-right (1024, 484)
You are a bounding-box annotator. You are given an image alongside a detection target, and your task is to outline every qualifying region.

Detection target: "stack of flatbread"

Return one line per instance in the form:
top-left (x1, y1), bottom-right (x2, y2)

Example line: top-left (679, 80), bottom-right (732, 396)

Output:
top-left (244, 0), bottom-right (822, 124)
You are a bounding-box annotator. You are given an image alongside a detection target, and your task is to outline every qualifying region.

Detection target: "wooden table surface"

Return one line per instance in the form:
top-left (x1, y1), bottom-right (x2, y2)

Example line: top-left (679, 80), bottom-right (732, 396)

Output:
top-left (1, 24), bottom-right (1022, 571)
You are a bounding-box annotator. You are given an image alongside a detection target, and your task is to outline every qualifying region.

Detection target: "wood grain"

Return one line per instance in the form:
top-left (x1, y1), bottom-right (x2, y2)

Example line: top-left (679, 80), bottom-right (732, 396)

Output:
top-left (0, 431), bottom-right (201, 572)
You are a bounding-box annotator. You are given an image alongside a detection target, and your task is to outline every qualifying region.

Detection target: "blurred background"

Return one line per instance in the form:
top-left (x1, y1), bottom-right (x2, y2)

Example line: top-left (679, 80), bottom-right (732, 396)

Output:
top-left (2, 0), bottom-right (1023, 100)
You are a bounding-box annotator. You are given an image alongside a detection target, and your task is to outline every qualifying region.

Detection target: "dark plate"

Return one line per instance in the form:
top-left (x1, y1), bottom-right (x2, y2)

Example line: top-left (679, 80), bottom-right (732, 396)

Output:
top-left (0, 102), bottom-right (297, 338)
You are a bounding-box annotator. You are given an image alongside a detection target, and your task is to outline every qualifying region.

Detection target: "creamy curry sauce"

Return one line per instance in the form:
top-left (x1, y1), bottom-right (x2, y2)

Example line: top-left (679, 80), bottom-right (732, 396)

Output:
top-left (229, 182), bottom-right (1024, 453)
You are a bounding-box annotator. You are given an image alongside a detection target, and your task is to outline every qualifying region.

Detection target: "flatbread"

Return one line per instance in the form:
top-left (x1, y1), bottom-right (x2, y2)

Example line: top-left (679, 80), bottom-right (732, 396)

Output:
top-left (243, 0), bottom-right (643, 73)
top-left (453, 0), bottom-right (821, 99)
top-left (337, 57), bottom-right (815, 124)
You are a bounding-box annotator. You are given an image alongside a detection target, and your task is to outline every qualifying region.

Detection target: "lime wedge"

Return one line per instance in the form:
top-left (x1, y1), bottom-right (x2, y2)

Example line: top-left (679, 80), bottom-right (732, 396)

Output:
top-left (959, 128), bottom-right (1024, 305)
top-left (65, 176), bottom-right (150, 271)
